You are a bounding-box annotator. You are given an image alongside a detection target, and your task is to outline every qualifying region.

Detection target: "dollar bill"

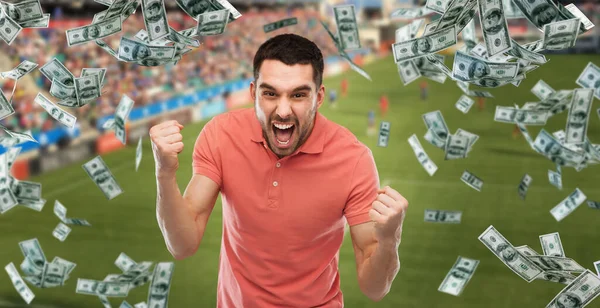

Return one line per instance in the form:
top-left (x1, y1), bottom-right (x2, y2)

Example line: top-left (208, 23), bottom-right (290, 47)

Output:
top-left (0, 0), bottom-right (44, 24)
top-left (422, 110), bottom-right (450, 141)
top-left (576, 62), bottom-right (600, 100)
top-left (518, 174), bottom-right (532, 200)
top-left (438, 256), bottom-right (478, 296)
top-left (82, 68), bottom-right (108, 88)
top-left (395, 24), bottom-right (411, 43)
top-left (1, 126), bottom-right (37, 144)
top-left (503, 0), bottom-right (524, 19)
top-left (564, 3), bottom-right (595, 31)
top-left (114, 95), bottom-right (135, 145)
top-left (469, 43), bottom-right (488, 59)
top-left (334, 5), bottom-right (360, 50)
top-left (54, 200), bottom-right (91, 226)
top-left (163, 26), bottom-right (201, 47)
top-left (146, 262), bottom-right (174, 308)
top-left (455, 95), bottom-right (474, 114)
top-left (452, 51), bottom-right (519, 81)
top-left (5, 262), bottom-right (35, 304)
top-left (479, 0), bottom-right (512, 56)
top-left (118, 36), bottom-right (176, 62)
top-left (377, 121), bottom-right (390, 147)
top-left (96, 38), bottom-right (120, 59)
top-left (445, 134), bottom-right (469, 160)
top-left (408, 134), bottom-right (437, 176)
top-left (20, 198), bottom-right (45, 212)
top-left (82, 156), bottom-right (123, 200)
top-left (392, 26), bottom-right (457, 63)
top-left (13, 180), bottom-right (41, 205)
top-left (175, 0), bottom-right (240, 22)
top-left (263, 17), bottom-right (297, 33)
top-left (19, 238), bottom-right (46, 269)
top-left (424, 128), bottom-right (448, 149)
top-left (515, 0), bottom-right (588, 32)
top-left (409, 19), bottom-right (424, 38)
top-left (479, 225), bottom-right (543, 282)
top-left (516, 245), bottom-right (541, 257)
top-left (429, 0), bottom-right (477, 34)
top-left (76, 279), bottom-right (130, 297)
top-left (546, 270), bottom-right (600, 307)
top-left (527, 255), bottom-right (585, 273)
top-left (539, 232), bottom-right (565, 257)
top-left (0, 7), bottom-right (23, 45)
top-left (136, 137), bottom-right (142, 171)
top-left (543, 18), bottom-right (580, 51)
top-left (564, 88), bottom-right (593, 145)
top-left (391, 6), bottom-right (433, 19)
top-left (588, 200), bottom-right (600, 209)
top-left (196, 9), bottom-right (230, 36)
top-left (538, 271), bottom-right (577, 285)
top-left (494, 106), bottom-right (549, 125)
top-left (319, 20), bottom-right (371, 81)
top-left (548, 169), bottom-right (563, 190)
top-left (534, 130), bottom-right (586, 168)
top-left (0, 90), bottom-right (15, 121)
top-left (455, 128), bottom-right (478, 152)
top-left (595, 261), bottom-right (600, 276)
top-left (75, 72), bottom-right (102, 105)
top-left (531, 80), bottom-right (555, 100)
top-left (461, 19), bottom-right (477, 51)
top-left (134, 302), bottom-right (148, 308)
top-left (66, 15), bottom-right (123, 46)
top-left (507, 39), bottom-right (547, 64)
top-left (18, 13), bottom-right (49, 28)
top-left (460, 170), bottom-right (483, 191)
top-left (1, 60), bottom-right (38, 80)
top-left (51, 257), bottom-right (76, 276)
top-left (141, 0), bottom-right (169, 41)
top-left (424, 209), bottom-right (461, 223)
top-left (426, 0), bottom-right (452, 14)
top-left (34, 93), bottom-right (77, 128)
top-left (397, 61), bottom-right (421, 85)
top-left (115, 253), bottom-right (137, 272)
top-left (103, 118), bottom-right (115, 130)
top-left (550, 188), bottom-right (586, 221)
top-left (39, 58), bottom-right (74, 86)
top-left (49, 78), bottom-right (77, 101)
top-left (52, 222), bottom-right (71, 242)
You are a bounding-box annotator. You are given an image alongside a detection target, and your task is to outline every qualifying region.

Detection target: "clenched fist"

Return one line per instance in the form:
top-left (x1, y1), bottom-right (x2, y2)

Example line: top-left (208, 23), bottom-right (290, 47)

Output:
top-left (150, 120), bottom-right (184, 176)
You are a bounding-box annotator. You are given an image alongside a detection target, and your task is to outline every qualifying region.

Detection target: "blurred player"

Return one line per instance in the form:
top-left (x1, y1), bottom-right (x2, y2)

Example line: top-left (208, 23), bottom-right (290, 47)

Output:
top-left (379, 94), bottom-right (389, 117)
top-left (367, 109), bottom-right (376, 136)
top-left (512, 124), bottom-right (521, 139)
top-left (341, 77), bottom-right (348, 97)
top-left (478, 97), bottom-right (485, 111)
top-left (329, 88), bottom-right (338, 109)
top-left (150, 34), bottom-right (408, 307)
top-left (419, 80), bottom-right (428, 101)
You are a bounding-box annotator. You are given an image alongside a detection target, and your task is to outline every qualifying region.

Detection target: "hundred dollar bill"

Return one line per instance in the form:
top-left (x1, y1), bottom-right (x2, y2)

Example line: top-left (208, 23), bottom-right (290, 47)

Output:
top-left (507, 39), bottom-right (547, 64)
top-left (115, 95), bottom-right (135, 145)
top-left (18, 13), bottom-right (49, 28)
top-left (163, 26), bottom-right (201, 47)
top-left (391, 6), bottom-right (433, 19)
top-left (0, 1), bottom-right (43, 24)
top-left (141, 0), bottom-right (169, 41)
top-left (409, 19), bottom-right (424, 38)
top-left (52, 222), bottom-right (71, 242)
top-left (1, 126), bottom-right (37, 144)
top-left (96, 39), bottom-right (120, 59)
top-left (503, 0), bottom-right (524, 19)
top-left (564, 3), bottom-right (594, 30)
top-left (34, 93), bottom-right (76, 128)
top-left (461, 19), bottom-right (478, 51)
top-left (479, 0), bottom-right (512, 56)
top-left (576, 62), bottom-right (600, 100)
top-left (445, 134), bottom-right (469, 160)
top-left (396, 24), bottom-right (411, 43)
top-left (455, 128), bottom-right (478, 152)
top-left (1, 60), bottom-right (38, 80)
top-left (452, 51), bottom-right (519, 81)
top-left (546, 270), bottom-right (600, 308)
top-left (82, 68), bottom-right (108, 89)
top-left (76, 279), bottom-right (130, 297)
top-left (469, 43), bottom-right (488, 59)
top-left (66, 15), bottom-right (123, 46)
top-left (426, 0), bottom-right (452, 14)
top-left (147, 262), bottom-right (174, 308)
top-left (424, 209), bottom-right (461, 223)
top-left (479, 225), bottom-right (543, 282)
top-left (438, 256), bottom-right (478, 296)
top-left (5, 262), bottom-right (35, 304)
top-left (75, 73), bottom-right (102, 106)
top-left (334, 5), bottom-right (360, 50)
top-left (516, 245), bottom-right (540, 257)
top-left (514, 0), bottom-right (588, 32)
top-left (0, 90), bottom-right (15, 121)
top-left (553, 130), bottom-right (566, 143)
top-left (103, 118), bottom-right (115, 130)
top-left (196, 9), bottom-right (230, 36)
top-left (538, 271), bottom-right (576, 285)
top-left (397, 61), bottom-right (421, 85)
top-left (54, 200), bottom-right (91, 226)
top-left (82, 156), bottom-right (123, 200)
top-left (392, 27), bottom-right (457, 63)
top-left (494, 106), bottom-right (549, 125)
top-left (13, 180), bottom-right (41, 205)
top-left (422, 110), bottom-right (450, 141)
top-left (377, 121), bottom-right (390, 147)
top-left (539, 232), bottom-right (565, 257)
top-left (118, 36), bottom-right (176, 62)
top-left (595, 261), bottom-right (600, 276)
top-left (52, 257), bottom-right (76, 276)
top-left (518, 174), bottom-right (532, 200)
top-left (263, 17), bottom-right (297, 33)
top-left (455, 95), bottom-right (474, 114)
top-left (460, 170), bottom-right (483, 191)
top-left (588, 200), bottom-right (600, 209)
top-left (175, 0), bottom-right (240, 22)
top-left (136, 137), bottom-right (142, 171)
top-left (49, 78), bottom-right (77, 101)
top-left (0, 7), bottom-right (23, 45)
top-left (527, 255), bottom-right (585, 273)
top-left (19, 238), bottom-right (46, 269)
top-left (408, 134), bottom-right (437, 176)
top-left (115, 253), bottom-right (137, 272)
top-left (565, 88), bottom-right (593, 145)
top-left (531, 80), bottom-right (555, 100)
top-left (40, 58), bottom-right (75, 86)
top-left (534, 130), bottom-right (586, 167)
top-left (319, 20), bottom-right (371, 81)
top-left (134, 302), bottom-right (148, 308)
top-left (435, 0), bottom-right (478, 34)
top-left (121, 301), bottom-right (133, 308)
top-left (550, 188), bottom-right (586, 221)
top-left (424, 128), bottom-right (447, 149)
top-left (543, 18), bottom-right (580, 51)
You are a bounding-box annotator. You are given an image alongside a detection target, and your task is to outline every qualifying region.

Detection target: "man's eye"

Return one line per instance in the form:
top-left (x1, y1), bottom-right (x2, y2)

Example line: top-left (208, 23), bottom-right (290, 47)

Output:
top-left (294, 93), bottom-right (306, 98)
top-left (264, 92), bottom-right (275, 97)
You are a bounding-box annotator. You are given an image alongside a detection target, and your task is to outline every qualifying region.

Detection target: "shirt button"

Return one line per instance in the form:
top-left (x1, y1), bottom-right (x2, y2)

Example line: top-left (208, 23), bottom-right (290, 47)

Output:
top-left (273, 181), bottom-right (278, 187)
top-left (276, 162), bottom-right (281, 168)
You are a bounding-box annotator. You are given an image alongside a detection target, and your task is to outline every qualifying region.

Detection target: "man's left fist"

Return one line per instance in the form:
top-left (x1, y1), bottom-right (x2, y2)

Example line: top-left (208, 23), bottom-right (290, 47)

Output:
top-left (369, 186), bottom-right (409, 246)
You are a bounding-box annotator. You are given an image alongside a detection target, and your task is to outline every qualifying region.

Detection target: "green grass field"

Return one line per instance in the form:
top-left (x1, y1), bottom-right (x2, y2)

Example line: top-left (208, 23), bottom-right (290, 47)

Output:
top-left (1, 54), bottom-right (600, 308)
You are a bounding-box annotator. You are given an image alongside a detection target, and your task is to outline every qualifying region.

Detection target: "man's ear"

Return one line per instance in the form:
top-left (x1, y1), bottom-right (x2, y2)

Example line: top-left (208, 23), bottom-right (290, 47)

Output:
top-left (316, 84), bottom-right (325, 108)
top-left (250, 81), bottom-right (256, 101)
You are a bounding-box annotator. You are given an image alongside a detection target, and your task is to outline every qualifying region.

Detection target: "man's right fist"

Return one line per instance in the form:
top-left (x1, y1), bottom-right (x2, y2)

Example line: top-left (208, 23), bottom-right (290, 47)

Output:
top-left (149, 120), bottom-right (184, 176)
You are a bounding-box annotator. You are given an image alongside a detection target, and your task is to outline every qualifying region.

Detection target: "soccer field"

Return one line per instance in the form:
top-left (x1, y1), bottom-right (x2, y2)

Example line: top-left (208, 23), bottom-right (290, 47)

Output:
top-left (1, 54), bottom-right (600, 308)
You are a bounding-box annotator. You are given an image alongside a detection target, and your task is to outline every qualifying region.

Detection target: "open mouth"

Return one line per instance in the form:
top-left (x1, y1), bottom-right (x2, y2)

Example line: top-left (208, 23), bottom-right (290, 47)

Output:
top-left (272, 122), bottom-right (295, 148)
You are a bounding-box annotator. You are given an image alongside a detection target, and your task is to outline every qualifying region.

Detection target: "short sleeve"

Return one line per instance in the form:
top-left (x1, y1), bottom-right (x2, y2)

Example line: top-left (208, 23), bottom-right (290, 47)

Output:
top-left (192, 117), bottom-right (222, 188)
top-left (344, 148), bottom-right (379, 226)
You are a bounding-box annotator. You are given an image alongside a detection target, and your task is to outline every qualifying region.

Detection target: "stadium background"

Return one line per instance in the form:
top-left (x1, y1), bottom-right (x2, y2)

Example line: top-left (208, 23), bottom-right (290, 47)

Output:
top-left (0, 0), bottom-right (599, 307)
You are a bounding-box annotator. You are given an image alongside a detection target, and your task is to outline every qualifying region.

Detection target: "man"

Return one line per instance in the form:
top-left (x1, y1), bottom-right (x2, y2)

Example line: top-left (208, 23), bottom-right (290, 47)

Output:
top-left (531, 3), bottom-right (559, 29)
top-left (411, 37), bottom-right (432, 55)
top-left (83, 25), bottom-right (101, 40)
top-left (379, 94), bottom-right (389, 117)
top-left (419, 80), bottom-right (428, 100)
top-left (143, 1), bottom-right (164, 23)
top-left (469, 61), bottom-right (490, 80)
top-left (175, 0), bottom-right (211, 18)
top-left (552, 292), bottom-right (583, 308)
top-left (341, 77), bottom-right (348, 97)
top-left (329, 88), bottom-right (337, 109)
top-left (151, 34), bottom-right (408, 307)
top-left (482, 8), bottom-right (504, 35)
top-left (367, 109), bottom-right (376, 137)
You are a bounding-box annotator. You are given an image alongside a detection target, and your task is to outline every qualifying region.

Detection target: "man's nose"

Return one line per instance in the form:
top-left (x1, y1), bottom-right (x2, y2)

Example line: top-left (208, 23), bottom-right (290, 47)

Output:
top-left (276, 99), bottom-right (293, 119)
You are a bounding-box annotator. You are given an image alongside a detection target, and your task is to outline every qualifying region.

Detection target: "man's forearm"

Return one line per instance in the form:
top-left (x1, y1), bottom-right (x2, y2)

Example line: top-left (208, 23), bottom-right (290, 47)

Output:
top-left (358, 241), bottom-right (401, 302)
top-left (156, 173), bottom-right (200, 259)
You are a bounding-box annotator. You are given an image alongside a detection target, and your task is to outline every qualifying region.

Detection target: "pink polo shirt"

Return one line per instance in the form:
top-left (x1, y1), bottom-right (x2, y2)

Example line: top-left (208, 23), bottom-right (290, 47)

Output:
top-left (192, 107), bottom-right (379, 307)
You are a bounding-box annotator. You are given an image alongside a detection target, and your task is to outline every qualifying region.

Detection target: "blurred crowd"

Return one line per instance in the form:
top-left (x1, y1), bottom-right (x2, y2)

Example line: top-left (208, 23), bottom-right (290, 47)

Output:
top-left (0, 6), bottom-right (338, 133)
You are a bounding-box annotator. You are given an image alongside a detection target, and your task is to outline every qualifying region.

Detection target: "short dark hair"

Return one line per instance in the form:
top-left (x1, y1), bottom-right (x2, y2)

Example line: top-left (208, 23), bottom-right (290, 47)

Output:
top-left (253, 33), bottom-right (324, 87)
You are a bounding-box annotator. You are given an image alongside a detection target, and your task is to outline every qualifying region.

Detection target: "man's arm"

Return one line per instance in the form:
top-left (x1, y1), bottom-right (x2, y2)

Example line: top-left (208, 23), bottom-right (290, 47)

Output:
top-left (350, 221), bottom-right (400, 302)
top-left (156, 173), bottom-right (219, 260)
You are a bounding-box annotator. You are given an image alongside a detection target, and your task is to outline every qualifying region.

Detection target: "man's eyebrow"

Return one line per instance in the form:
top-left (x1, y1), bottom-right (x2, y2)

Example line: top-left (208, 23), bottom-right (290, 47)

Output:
top-left (258, 83), bottom-right (313, 92)
top-left (258, 83), bottom-right (276, 90)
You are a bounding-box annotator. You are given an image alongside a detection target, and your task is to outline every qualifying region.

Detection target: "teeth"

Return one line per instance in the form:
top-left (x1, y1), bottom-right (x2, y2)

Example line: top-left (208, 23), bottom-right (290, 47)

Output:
top-left (274, 123), bottom-right (294, 130)
top-left (277, 139), bottom-right (290, 145)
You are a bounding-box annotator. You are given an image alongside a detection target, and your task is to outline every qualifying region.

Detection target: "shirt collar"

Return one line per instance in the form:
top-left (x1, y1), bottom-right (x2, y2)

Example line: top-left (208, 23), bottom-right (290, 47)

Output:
top-left (250, 108), bottom-right (325, 155)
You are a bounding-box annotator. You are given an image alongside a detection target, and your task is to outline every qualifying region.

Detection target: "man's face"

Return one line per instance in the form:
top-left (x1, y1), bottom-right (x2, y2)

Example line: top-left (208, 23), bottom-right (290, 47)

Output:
top-left (417, 39), bottom-right (429, 53)
top-left (536, 5), bottom-right (558, 26)
top-left (557, 294), bottom-right (579, 308)
top-left (251, 60), bottom-right (324, 158)
top-left (474, 62), bottom-right (487, 78)
top-left (138, 46), bottom-right (151, 58)
top-left (89, 26), bottom-right (100, 38)
top-left (183, 0), bottom-right (210, 16)
top-left (502, 247), bottom-right (517, 261)
top-left (147, 3), bottom-right (161, 20)
top-left (484, 13), bottom-right (500, 30)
